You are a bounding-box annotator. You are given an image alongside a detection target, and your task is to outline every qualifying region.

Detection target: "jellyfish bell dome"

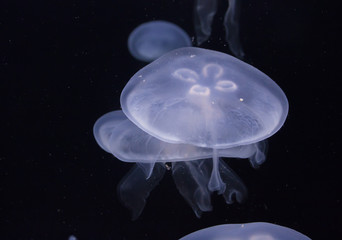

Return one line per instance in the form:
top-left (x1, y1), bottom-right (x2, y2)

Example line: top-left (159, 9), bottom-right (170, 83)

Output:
top-left (179, 222), bottom-right (311, 240)
top-left (128, 20), bottom-right (192, 62)
top-left (121, 47), bottom-right (289, 148)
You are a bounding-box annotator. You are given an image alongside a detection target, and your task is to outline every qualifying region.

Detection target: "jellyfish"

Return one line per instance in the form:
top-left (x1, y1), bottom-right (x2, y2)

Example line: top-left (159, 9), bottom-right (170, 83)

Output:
top-left (94, 47), bottom-right (288, 219)
top-left (128, 20), bottom-right (192, 62)
top-left (179, 222), bottom-right (311, 240)
top-left (194, 0), bottom-right (244, 58)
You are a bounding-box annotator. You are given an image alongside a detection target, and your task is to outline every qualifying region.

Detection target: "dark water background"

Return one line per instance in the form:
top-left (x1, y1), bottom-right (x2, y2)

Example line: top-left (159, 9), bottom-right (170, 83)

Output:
top-left (1, 0), bottom-right (340, 239)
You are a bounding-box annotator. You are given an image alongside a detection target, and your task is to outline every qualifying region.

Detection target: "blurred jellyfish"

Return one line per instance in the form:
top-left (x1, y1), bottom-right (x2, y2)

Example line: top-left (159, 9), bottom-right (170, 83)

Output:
top-left (194, 0), bottom-right (244, 58)
top-left (128, 20), bottom-right (192, 62)
top-left (94, 47), bottom-right (288, 219)
top-left (179, 222), bottom-right (311, 240)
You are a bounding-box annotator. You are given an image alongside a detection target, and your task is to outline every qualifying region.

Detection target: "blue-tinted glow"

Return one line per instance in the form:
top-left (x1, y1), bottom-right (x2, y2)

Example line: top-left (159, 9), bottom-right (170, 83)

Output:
top-left (180, 222), bottom-right (311, 240)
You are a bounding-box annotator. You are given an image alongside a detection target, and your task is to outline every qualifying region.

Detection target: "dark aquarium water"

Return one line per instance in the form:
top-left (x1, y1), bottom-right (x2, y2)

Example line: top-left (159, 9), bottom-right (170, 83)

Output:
top-left (1, 0), bottom-right (340, 239)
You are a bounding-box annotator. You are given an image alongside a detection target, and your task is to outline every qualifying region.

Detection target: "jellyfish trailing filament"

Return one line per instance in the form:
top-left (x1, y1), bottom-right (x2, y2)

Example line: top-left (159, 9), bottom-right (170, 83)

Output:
top-left (194, 0), bottom-right (244, 58)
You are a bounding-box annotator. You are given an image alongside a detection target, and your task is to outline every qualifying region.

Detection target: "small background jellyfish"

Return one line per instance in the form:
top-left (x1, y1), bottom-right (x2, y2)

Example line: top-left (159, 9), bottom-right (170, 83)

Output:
top-left (94, 47), bottom-right (288, 219)
top-left (128, 20), bottom-right (192, 62)
top-left (179, 222), bottom-right (311, 240)
top-left (68, 235), bottom-right (77, 240)
top-left (194, 0), bottom-right (244, 58)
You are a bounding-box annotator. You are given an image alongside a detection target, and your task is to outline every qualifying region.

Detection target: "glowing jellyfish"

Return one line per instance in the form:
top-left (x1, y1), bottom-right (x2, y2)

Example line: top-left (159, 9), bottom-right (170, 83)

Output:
top-left (194, 0), bottom-right (244, 58)
top-left (179, 222), bottom-right (311, 240)
top-left (94, 47), bottom-right (288, 219)
top-left (128, 20), bottom-right (192, 62)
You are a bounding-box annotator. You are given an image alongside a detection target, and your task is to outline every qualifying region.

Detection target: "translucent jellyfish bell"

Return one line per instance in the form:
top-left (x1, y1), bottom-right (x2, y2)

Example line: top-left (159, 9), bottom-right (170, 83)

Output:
top-left (179, 222), bottom-right (311, 240)
top-left (94, 110), bottom-right (266, 219)
top-left (121, 47), bottom-right (288, 149)
top-left (128, 20), bottom-right (192, 62)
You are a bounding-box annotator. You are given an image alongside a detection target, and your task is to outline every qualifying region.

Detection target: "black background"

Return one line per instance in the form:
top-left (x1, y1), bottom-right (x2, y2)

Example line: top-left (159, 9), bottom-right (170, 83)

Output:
top-left (1, 0), bottom-right (340, 239)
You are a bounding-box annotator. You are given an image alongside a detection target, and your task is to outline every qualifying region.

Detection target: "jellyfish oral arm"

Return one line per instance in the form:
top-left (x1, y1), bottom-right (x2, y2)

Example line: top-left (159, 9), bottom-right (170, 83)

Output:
top-left (136, 161), bottom-right (156, 179)
top-left (172, 156), bottom-right (248, 218)
top-left (249, 140), bottom-right (268, 168)
top-left (172, 160), bottom-right (213, 218)
top-left (117, 163), bottom-right (166, 220)
top-left (208, 149), bottom-right (226, 193)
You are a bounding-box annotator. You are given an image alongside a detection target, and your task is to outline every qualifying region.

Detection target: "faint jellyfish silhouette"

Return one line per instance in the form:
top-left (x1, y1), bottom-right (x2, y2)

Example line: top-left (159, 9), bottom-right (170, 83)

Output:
top-left (94, 47), bottom-right (288, 219)
top-left (179, 222), bottom-right (311, 240)
top-left (128, 20), bottom-right (192, 62)
top-left (194, 0), bottom-right (244, 58)
top-left (68, 235), bottom-right (77, 240)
